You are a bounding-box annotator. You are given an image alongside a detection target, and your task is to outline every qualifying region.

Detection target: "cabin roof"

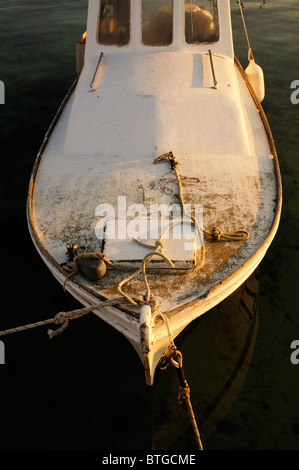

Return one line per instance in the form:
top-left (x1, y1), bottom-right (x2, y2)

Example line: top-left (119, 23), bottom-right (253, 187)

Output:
top-left (64, 50), bottom-right (251, 158)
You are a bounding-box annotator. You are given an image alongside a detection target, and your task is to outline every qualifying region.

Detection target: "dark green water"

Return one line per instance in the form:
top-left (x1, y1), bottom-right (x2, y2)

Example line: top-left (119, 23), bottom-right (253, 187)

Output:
top-left (0, 0), bottom-right (298, 453)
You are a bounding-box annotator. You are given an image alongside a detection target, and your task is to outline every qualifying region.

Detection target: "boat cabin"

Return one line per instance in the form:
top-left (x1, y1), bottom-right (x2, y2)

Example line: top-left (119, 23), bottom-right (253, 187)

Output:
top-left (70, 0), bottom-right (243, 161)
top-left (84, 0), bottom-right (234, 58)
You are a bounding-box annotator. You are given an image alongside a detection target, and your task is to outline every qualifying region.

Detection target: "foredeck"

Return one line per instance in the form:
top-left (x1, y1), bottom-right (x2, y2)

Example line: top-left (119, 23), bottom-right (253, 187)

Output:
top-left (31, 53), bottom-right (279, 315)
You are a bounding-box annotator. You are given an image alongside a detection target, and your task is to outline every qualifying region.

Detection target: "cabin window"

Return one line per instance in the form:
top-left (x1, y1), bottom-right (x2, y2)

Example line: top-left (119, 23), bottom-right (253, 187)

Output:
top-left (142, 1), bottom-right (173, 46)
top-left (184, 1), bottom-right (219, 44)
top-left (97, 0), bottom-right (130, 46)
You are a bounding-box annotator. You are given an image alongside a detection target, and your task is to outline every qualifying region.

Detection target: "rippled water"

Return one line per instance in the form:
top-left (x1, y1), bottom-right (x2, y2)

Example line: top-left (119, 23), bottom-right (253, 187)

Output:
top-left (0, 0), bottom-right (298, 452)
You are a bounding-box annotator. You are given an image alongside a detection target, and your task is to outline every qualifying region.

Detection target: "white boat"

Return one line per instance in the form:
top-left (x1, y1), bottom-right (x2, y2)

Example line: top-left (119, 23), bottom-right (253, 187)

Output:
top-left (27, 0), bottom-right (282, 386)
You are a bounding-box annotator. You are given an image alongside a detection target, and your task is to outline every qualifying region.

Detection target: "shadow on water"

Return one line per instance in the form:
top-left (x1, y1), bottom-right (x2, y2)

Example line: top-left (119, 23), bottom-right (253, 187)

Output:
top-left (152, 270), bottom-right (260, 450)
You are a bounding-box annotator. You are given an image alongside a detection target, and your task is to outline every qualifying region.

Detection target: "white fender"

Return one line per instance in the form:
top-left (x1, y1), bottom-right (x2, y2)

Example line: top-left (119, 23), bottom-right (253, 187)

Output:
top-left (245, 59), bottom-right (265, 102)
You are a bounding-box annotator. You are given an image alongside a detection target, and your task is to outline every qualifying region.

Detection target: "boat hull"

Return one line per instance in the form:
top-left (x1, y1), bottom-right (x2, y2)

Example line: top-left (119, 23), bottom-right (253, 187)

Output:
top-left (27, 54), bottom-right (281, 385)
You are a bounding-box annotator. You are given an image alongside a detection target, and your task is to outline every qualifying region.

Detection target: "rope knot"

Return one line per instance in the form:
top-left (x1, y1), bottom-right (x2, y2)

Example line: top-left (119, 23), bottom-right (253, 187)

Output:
top-left (178, 385), bottom-right (191, 405)
top-left (211, 226), bottom-right (223, 241)
top-left (155, 239), bottom-right (164, 251)
top-left (53, 311), bottom-right (67, 324)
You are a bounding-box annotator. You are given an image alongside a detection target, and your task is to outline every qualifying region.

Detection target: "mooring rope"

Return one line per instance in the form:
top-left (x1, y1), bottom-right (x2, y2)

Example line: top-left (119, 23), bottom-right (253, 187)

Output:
top-left (116, 248), bottom-right (174, 307)
top-left (0, 299), bottom-right (123, 339)
top-left (238, 0), bottom-right (255, 62)
top-left (157, 312), bottom-right (204, 451)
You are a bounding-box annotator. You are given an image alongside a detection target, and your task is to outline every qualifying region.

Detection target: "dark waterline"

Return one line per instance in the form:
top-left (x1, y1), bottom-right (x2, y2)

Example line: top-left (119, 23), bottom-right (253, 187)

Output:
top-left (0, 0), bottom-right (299, 451)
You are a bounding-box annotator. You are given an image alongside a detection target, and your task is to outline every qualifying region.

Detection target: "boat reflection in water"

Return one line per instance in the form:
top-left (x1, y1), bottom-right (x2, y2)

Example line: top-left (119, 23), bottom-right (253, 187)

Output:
top-left (152, 269), bottom-right (260, 449)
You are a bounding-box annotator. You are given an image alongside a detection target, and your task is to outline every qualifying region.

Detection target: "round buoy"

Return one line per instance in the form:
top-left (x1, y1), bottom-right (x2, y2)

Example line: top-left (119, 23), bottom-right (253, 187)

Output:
top-left (77, 254), bottom-right (107, 281)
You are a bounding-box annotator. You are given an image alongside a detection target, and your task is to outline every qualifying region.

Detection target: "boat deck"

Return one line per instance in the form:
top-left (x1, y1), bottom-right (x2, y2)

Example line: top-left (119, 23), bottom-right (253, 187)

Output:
top-left (31, 56), bottom-right (279, 317)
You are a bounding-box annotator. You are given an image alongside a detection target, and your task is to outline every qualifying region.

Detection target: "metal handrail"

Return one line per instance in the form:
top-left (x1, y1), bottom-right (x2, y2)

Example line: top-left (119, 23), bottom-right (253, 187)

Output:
top-left (90, 52), bottom-right (104, 91)
top-left (208, 49), bottom-right (217, 89)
